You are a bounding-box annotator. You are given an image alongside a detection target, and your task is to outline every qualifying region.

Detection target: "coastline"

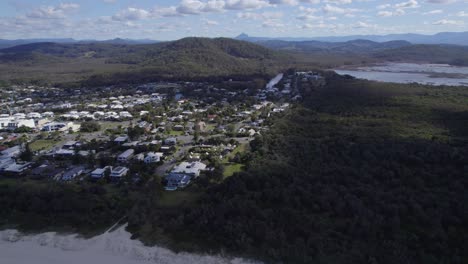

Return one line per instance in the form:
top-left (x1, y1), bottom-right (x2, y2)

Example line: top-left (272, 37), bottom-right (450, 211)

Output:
top-left (0, 224), bottom-right (261, 264)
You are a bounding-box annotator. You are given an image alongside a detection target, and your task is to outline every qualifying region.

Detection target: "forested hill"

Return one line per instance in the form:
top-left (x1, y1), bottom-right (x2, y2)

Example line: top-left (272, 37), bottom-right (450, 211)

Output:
top-left (374, 44), bottom-right (468, 66)
top-left (129, 74), bottom-right (468, 264)
top-left (0, 38), bottom-right (291, 85)
top-left (257, 39), bottom-right (412, 54)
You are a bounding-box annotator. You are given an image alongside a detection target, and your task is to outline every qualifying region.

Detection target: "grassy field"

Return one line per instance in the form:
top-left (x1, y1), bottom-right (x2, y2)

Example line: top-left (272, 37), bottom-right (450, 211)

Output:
top-left (168, 130), bottom-right (184, 136)
top-left (223, 143), bottom-right (248, 163)
top-left (30, 139), bottom-right (61, 151)
top-left (223, 163), bottom-right (244, 178)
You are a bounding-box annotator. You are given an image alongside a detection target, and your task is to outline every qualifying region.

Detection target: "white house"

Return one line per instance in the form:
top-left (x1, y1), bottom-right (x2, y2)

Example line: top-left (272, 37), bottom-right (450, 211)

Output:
top-left (0, 116), bottom-right (35, 130)
top-left (90, 166), bottom-right (112, 179)
top-left (110, 166), bottom-right (129, 179)
top-left (171, 161), bottom-right (207, 178)
top-left (144, 152), bottom-right (163, 164)
top-left (117, 149), bottom-right (134, 162)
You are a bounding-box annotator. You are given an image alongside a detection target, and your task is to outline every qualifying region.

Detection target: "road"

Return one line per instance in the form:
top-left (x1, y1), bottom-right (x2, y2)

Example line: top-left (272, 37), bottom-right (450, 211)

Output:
top-left (155, 135), bottom-right (193, 176)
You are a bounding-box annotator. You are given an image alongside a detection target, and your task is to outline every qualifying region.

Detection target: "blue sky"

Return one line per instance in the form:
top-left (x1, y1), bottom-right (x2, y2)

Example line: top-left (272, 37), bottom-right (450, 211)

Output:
top-left (0, 0), bottom-right (467, 40)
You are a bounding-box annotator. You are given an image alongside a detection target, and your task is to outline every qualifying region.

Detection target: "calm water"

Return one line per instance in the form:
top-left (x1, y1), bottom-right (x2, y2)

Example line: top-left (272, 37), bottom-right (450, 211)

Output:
top-left (266, 73), bottom-right (283, 89)
top-left (335, 63), bottom-right (468, 86)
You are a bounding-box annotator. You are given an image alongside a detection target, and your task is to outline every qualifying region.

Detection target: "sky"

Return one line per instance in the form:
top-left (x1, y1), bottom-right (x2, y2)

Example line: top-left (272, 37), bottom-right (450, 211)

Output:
top-left (0, 0), bottom-right (467, 40)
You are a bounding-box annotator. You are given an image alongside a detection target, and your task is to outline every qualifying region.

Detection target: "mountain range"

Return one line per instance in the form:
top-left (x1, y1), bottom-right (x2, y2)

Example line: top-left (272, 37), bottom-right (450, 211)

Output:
top-left (236, 31), bottom-right (468, 46)
top-left (0, 38), bottom-right (159, 49)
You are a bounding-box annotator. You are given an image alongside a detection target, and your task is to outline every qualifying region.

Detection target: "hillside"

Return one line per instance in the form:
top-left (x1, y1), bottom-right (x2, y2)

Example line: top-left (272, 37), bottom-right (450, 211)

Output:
top-left (258, 39), bottom-right (411, 54)
top-left (0, 38), bottom-right (292, 85)
top-left (374, 44), bottom-right (468, 66)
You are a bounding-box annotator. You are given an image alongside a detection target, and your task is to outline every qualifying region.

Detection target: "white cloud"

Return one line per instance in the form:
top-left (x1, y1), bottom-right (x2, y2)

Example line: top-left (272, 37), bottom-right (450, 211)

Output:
top-left (432, 19), bottom-right (464, 25)
top-left (224, 0), bottom-right (270, 10)
top-left (423, 9), bottom-right (443, 14)
top-left (176, 0), bottom-right (206, 14)
top-left (268, 0), bottom-right (299, 5)
top-left (324, 0), bottom-right (353, 4)
top-left (377, 11), bottom-right (393, 17)
top-left (395, 0), bottom-right (419, 9)
top-left (322, 4), bottom-right (360, 14)
top-left (26, 3), bottom-right (80, 19)
top-left (377, 4), bottom-right (391, 9)
top-left (112, 7), bottom-right (150, 21)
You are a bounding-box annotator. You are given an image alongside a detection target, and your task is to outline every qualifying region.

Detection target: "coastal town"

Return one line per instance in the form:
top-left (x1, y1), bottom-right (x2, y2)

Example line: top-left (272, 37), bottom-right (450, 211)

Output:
top-left (0, 71), bottom-right (324, 191)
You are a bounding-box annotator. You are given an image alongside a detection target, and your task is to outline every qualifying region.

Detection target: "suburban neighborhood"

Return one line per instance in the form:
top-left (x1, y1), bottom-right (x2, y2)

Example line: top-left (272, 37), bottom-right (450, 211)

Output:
top-left (0, 71), bottom-right (323, 193)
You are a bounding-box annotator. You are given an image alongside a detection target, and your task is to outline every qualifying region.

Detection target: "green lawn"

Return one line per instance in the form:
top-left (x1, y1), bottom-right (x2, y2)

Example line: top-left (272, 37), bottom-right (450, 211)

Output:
top-left (223, 163), bottom-right (244, 178)
top-left (30, 139), bottom-right (61, 151)
top-left (168, 130), bottom-right (184, 136)
top-left (223, 143), bottom-right (248, 162)
top-left (205, 124), bottom-right (216, 131)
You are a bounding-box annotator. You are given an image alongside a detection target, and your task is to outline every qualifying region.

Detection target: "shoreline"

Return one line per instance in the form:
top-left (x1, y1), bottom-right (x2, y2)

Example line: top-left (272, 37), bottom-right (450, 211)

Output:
top-left (0, 224), bottom-right (261, 264)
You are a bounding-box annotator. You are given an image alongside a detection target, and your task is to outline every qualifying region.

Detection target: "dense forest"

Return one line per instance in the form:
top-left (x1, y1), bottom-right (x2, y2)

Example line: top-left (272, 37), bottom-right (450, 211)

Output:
top-left (127, 75), bottom-right (468, 263)
top-left (0, 180), bottom-right (128, 234)
top-left (0, 38), bottom-right (292, 86)
top-left (374, 44), bottom-right (468, 66)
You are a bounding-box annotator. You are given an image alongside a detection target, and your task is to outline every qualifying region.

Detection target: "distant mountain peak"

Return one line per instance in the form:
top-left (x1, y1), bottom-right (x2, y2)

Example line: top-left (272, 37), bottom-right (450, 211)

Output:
top-left (236, 33), bottom-right (249, 39)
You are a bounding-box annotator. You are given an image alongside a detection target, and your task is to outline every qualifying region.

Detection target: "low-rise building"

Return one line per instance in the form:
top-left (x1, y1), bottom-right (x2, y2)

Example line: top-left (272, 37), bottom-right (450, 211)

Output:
top-left (114, 135), bottom-right (129, 144)
top-left (90, 166), bottom-right (111, 179)
top-left (164, 137), bottom-right (177, 146)
top-left (110, 166), bottom-right (129, 179)
top-left (165, 173), bottom-right (191, 190)
top-left (62, 166), bottom-right (85, 181)
top-left (117, 149), bottom-right (134, 162)
top-left (144, 152), bottom-right (163, 164)
top-left (171, 161), bottom-right (206, 178)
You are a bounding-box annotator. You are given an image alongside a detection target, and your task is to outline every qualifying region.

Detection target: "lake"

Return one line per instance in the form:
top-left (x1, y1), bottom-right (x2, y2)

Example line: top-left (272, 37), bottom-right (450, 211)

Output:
top-left (334, 63), bottom-right (468, 86)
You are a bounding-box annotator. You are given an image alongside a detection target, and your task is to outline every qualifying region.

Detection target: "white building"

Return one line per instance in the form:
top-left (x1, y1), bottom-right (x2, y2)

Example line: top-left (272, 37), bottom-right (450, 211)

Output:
top-left (171, 161), bottom-right (207, 178)
top-left (0, 116), bottom-right (35, 130)
top-left (144, 152), bottom-right (163, 164)
top-left (117, 149), bottom-right (134, 162)
top-left (110, 166), bottom-right (129, 179)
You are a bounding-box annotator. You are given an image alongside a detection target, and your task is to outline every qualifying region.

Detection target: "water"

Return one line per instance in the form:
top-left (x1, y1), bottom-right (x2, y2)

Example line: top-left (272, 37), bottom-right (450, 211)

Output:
top-left (334, 63), bottom-right (468, 86)
top-left (266, 73), bottom-right (283, 89)
top-left (0, 225), bottom-right (261, 264)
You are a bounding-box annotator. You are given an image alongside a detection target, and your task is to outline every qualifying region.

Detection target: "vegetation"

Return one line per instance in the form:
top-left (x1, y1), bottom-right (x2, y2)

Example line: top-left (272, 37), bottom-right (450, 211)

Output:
top-left (0, 180), bottom-right (127, 234)
top-left (0, 38), bottom-right (292, 86)
top-left (128, 75), bottom-right (468, 264)
top-left (80, 121), bottom-right (101, 132)
top-left (29, 139), bottom-right (61, 152)
top-left (374, 44), bottom-right (468, 66)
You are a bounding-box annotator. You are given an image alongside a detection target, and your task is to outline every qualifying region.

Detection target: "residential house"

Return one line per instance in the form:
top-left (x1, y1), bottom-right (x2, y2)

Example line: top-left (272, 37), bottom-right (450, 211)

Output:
top-left (171, 161), bottom-right (206, 178)
top-left (114, 135), bottom-right (129, 144)
top-left (31, 164), bottom-right (63, 179)
top-left (164, 137), bottom-right (177, 146)
top-left (144, 152), bottom-right (163, 164)
top-left (90, 166), bottom-right (111, 179)
top-left (110, 166), bottom-right (129, 179)
top-left (62, 166), bottom-right (85, 181)
top-left (165, 173), bottom-right (191, 191)
top-left (117, 149), bottom-right (134, 162)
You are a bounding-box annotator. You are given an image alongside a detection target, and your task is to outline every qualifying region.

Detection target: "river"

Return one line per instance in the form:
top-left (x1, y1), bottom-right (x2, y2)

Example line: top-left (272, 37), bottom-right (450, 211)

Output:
top-left (0, 225), bottom-right (261, 264)
top-left (266, 73), bottom-right (283, 89)
top-left (334, 63), bottom-right (468, 86)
